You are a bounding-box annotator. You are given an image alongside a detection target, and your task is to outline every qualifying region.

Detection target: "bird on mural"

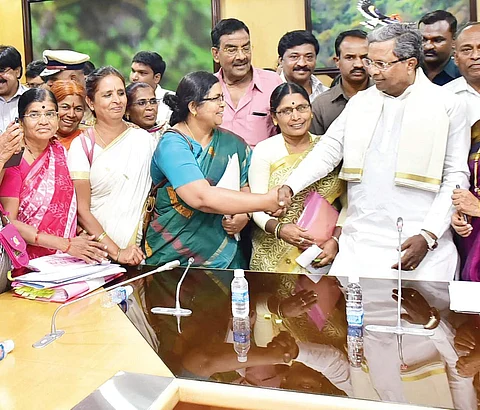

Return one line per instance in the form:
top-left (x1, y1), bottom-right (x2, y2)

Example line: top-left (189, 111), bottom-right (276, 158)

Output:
top-left (357, 0), bottom-right (402, 29)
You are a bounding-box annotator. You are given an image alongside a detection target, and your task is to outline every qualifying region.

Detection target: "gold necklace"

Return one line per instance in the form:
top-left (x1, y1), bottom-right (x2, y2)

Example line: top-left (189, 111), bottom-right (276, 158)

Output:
top-left (284, 133), bottom-right (313, 155)
top-left (93, 126), bottom-right (108, 147)
top-left (183, 122), bottom-right (196, 141)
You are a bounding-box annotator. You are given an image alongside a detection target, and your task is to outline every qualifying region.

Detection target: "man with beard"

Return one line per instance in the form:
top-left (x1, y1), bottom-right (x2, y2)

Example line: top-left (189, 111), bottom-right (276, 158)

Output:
top-left (277, 24), bottom-right (469, 282)
top-left (310, 30), bottom-right (371, 135)
top-left (277, 30), bottom-right (329, 103)
top-left (211, 18), bottom-right (282, 147)
top-left (0, 45), bottom-right (27, 133)
top-left (445, 23), bottom-right (480, 126)
top-left (419, 10), bottom-right (460, 85)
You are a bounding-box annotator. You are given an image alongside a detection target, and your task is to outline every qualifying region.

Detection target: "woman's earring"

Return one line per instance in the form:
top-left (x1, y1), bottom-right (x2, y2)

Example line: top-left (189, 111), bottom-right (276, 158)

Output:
top-left (311, 114), bottom-right (314, 119)
top-left (125, 113), bottom-right (130, 121)
top-left (193, 112), bottom-right (197, 117)
top-left (273, 120), bottom-right (278, 126)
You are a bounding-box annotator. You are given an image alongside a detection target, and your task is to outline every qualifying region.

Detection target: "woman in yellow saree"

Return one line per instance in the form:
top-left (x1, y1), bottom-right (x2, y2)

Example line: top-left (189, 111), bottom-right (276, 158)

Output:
top-left (249, 83), bottom-right (345, 273)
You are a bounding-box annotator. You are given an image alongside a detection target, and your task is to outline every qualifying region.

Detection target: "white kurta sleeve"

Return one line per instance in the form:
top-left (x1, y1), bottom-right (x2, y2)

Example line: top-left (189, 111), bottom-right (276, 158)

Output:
top-left (295, 342), bottom-right (353, 396)
top-left (286, 108), bottom-right (346, 196)
top-left (422, 97), bottom-right (470, 238)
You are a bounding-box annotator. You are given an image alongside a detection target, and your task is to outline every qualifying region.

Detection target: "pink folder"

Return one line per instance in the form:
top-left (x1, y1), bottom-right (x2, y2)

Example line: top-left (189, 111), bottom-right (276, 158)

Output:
top-left (296, 191), bottom-right (339, 245)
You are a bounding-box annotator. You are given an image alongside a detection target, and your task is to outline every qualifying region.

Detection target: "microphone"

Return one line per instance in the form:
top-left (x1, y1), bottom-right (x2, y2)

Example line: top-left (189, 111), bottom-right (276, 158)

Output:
top-left (151, 257), bottom-right (194, 334)
top-left (33, 260), bottom-right (181, 349)
top-left (365, 218), bottom-right (434, 352)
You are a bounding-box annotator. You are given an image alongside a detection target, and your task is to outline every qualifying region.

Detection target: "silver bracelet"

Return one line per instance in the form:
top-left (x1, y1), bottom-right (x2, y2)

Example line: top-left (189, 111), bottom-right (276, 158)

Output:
top-left (331, 236), bottom-right (340, 246)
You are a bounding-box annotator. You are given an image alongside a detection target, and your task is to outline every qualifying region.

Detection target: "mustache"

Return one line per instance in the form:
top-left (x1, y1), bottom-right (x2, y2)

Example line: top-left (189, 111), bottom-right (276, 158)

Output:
top-left (293, 66), bottom-right (311, 72)
top-left (350, 68), bottom-right (366, 74)
top-left (424, 50), bottom-right (437, 56)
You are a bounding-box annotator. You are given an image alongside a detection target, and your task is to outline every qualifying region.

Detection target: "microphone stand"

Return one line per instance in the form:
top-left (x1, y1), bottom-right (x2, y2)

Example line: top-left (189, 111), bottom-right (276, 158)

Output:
top-left (151, 257), bottom-right (194, 334)
top-left (33, 260), bottom-right (181, 349)
top-left (365, 217), bottom-right (434, 364)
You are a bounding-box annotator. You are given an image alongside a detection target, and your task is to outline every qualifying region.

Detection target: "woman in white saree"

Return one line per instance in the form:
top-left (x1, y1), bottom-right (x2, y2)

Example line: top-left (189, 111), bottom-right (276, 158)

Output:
top-left (68, 66), bottom-right (155, 265)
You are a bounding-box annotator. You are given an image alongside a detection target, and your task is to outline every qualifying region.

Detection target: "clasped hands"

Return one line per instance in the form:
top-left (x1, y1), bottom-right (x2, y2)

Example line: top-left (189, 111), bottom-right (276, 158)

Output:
top-left (451, 188), bottom-right (480, 238)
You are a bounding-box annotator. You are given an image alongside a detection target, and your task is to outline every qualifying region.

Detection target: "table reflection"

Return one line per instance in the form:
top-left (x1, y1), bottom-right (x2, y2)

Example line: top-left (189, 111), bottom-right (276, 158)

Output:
top-left (120, 267), bottom-right (480, 409)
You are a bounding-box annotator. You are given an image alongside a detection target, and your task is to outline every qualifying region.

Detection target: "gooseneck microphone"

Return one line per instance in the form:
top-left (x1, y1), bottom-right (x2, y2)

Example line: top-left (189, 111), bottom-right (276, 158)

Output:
top-left (365, 218), bottom-right (434, 352)
top-left (151, 257), bottom-right (195, 333)
top-left (33, 260), bottom-right (181, 349)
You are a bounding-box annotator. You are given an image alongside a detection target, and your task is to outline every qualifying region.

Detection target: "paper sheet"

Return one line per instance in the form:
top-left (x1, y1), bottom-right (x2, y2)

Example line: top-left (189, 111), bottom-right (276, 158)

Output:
top-left (215, 153), bottom-right (241, 241)
top-left (295, 244), bottom-right (331, 283)
top-left (449, 281), bottom-right (480, 313)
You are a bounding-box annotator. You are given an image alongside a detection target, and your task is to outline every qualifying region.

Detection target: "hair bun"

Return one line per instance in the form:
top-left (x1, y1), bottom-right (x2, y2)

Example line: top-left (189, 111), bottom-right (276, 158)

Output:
top-left (163, 93), bottom-right (179, 111)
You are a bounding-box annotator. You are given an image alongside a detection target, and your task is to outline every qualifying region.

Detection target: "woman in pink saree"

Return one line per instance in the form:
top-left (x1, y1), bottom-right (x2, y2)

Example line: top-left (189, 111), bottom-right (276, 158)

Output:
top-left (0, 88), bottom-right (107, 267)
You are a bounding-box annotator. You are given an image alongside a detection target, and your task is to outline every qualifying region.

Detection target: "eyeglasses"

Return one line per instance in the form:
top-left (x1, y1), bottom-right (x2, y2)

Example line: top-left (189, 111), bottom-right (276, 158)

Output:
top-left (0, 67), bottom-right (13, 75)
top-left (221, 45), bottom-right (252, 56)
top-left (23, 111), bottom-right (58, 121)
top-left (285, 54), bottom-right (316, 63)
top-left (201, 94), bottom-right (224, 104)
top-left (362, 57), bottom-right (408, 71)
top-left (275, 104), bottom-right (311, 117)
top-left (131, 98), bottom-right (160, 107)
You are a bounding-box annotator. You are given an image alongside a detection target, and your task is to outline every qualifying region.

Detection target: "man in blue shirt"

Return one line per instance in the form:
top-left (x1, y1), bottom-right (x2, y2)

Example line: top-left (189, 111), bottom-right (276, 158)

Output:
top-left (418, 10), bottom-right (460, 85)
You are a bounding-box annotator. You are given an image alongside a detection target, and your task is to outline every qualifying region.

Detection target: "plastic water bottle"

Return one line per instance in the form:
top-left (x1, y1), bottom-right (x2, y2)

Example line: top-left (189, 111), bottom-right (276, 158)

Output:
top-left (101, 285), bottom-right (133, 308)
top-left (346, 275), bottom-right (363, 327)
top-left (347, 325), bottom-right (364, 367)
top-left (233, 316), bottom-right (250, 362)
top-left (0, 340), bottom-right (14, 361)
top-left (231, 269), bottom-right (249, 318)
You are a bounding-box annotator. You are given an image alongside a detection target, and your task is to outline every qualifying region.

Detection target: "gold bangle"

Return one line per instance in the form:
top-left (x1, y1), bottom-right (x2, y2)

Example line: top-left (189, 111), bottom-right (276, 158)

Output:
top-left (274, 223), bottom-right (284, 239)
top-left (96, 231), bottom-right (107, 242)
top-left (116, 248), bottom-right (122, 262)
top-left (424, 307), bottom-right (440, 330)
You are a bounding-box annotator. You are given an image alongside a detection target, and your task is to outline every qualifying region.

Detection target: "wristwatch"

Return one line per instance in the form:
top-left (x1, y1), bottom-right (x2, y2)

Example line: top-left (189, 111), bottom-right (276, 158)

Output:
top-left (419, 230), bottom-right (438, 251)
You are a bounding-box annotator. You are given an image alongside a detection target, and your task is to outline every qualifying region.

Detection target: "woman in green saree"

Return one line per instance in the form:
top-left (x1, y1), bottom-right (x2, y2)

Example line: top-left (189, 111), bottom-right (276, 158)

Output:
top-left (249, 83), bottom-right (345, 273)
top-left (144, 71), bottom-right (285, 268)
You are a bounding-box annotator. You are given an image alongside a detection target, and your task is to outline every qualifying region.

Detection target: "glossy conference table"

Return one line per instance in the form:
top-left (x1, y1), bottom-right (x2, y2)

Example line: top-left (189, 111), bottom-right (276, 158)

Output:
top-left (119, 265), bottom-right (480, 410)
top-left (2, 264), bottom-right (479, 409)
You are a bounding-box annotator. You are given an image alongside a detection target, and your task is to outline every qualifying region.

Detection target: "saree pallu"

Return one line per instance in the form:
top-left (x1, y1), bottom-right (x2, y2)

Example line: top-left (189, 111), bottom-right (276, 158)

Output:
top-left (19, 140), bottom-right (77, 259)
top-left (89, 127), bottom-right (154, 248)
top-left (459, 122), bottom-right (480, 281)
top-left (250, 140), bottom-right (345, 273)
top-left (144, 129), bottom-right (251, 268)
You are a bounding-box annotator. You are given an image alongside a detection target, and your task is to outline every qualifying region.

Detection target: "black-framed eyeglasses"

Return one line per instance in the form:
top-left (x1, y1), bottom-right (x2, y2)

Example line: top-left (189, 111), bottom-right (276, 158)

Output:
top-left (362, 57), bottom-right (408, 71)
top-left (275, 103), bottom-right (311, 117)
top-left (131, 98), bottom-right (160, 107)
top-left (201, 94), bottom-right (224, 104)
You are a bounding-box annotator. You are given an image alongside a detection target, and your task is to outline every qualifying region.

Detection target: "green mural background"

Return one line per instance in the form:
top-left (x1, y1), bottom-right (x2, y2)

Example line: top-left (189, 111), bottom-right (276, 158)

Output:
top-left (30, 0), bottom-right (214, 91)
top-left (311, 0), bottom-right (471, 68)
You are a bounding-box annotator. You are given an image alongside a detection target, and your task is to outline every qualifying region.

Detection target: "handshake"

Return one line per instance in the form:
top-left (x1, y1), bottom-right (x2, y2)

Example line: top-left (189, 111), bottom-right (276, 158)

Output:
top-left (265, 185), bottom-right (294, 216)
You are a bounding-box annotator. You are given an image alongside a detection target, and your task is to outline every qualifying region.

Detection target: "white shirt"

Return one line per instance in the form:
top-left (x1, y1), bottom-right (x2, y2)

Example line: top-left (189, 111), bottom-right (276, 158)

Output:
top-left (280, 71), bottom-right (329, 103)
top-left (155, 85), bottom-right (174, 128)
top-left (0, 82), bottom-right (27, 133)
top-left (445, 76), bottom-right (480, 126)
top-left (286, 81), bottom-right (470, 281)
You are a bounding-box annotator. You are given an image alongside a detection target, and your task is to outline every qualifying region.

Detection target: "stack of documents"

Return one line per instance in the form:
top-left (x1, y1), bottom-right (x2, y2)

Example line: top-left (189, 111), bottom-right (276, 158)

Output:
top-left (11, 254), bottom-right (125, 302)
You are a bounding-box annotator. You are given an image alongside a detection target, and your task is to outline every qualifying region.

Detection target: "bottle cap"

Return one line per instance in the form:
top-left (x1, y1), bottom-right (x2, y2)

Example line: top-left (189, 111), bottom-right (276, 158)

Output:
top-left (234, 269), bottom-right (245, 278)
top-left (348, 274), bottom-right (359, 283)
top-left (237, 354), bottom-right (248, 363)
top-left (1, 340), bottom-right (14, 354)
top-left (124, 285), bottom-right (134, 298)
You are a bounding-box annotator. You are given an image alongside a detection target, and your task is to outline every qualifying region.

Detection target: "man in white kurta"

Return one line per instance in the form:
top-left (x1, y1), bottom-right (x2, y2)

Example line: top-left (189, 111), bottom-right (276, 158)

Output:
top-left (445, 23), bottom-right (480, 126)
top-left (279, 24), bottom-right (470, 281)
